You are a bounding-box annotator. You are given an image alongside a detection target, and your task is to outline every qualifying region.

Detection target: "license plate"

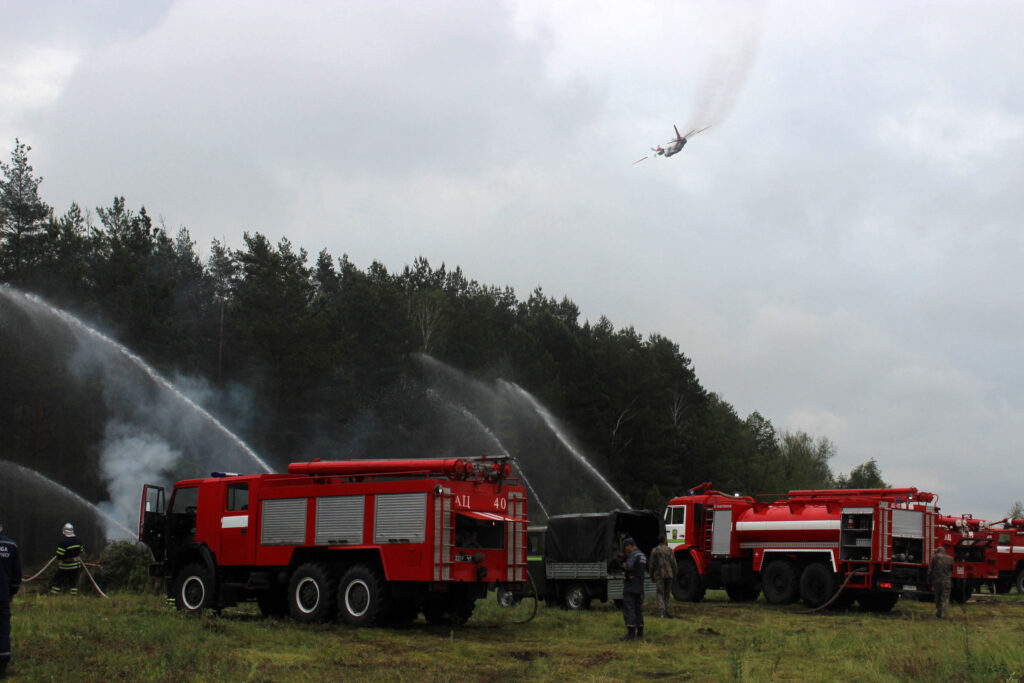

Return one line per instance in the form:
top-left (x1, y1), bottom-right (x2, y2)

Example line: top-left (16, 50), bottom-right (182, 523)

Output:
top-left (455, 553), bottom-right (474, 562)
top-left (902, 585), bottom-right (917, 591)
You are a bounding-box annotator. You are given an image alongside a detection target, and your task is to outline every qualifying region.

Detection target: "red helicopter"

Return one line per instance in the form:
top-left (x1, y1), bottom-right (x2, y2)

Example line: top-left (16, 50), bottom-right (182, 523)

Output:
top-left (633, 124), bottom-right (710, 164)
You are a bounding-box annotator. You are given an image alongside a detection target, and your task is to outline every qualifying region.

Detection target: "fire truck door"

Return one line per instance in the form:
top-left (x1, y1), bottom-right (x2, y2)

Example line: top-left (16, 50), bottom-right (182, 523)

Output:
top-left (219, 483), bottom-right (253, 565)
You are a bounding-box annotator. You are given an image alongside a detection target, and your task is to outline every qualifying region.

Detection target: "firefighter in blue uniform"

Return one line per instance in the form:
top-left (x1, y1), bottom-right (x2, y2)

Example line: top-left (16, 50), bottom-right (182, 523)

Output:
top-left (620, 537), bottom-right (647, 641)
top-left (50, 523), bottom-right (84, 595)
top-left (0, 518), bottom-right (22, 679)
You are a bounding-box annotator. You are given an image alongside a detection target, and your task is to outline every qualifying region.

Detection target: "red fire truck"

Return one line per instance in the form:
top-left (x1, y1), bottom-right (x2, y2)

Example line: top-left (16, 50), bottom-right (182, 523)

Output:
top-left (945, 516), bottom-right (1024, 594)
top-left (139, 457), bottom-right (528, 626)
top-left (664, 483), bottom-right (969, 610)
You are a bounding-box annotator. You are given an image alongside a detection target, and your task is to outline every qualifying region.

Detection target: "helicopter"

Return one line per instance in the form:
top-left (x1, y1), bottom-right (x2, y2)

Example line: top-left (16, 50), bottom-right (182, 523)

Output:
top-left (633, 124), bottom-right (710, 164)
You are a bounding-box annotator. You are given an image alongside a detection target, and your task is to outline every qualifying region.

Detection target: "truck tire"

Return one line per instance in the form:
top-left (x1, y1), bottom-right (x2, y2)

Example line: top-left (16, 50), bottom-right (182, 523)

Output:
top-left (337, 564), bottom-right (389, 627)
top-left (174, 563), bottom-right (214, 613)
top-left (799, 562), bottom-right (837, 608)
top-left (672, 561), bottom-right (706, 603)
top-left (562, 582), bottom-right (591, 610)
top-left (761, 559), bottom-right (799, 605)
top-left (288, 562), bottom-right (337, 624)
top-left (1016, 568), bottom-right (1024, 594)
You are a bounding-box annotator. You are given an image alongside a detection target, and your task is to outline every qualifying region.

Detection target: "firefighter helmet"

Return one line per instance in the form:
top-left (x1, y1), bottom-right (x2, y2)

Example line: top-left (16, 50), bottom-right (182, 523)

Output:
top-left (63, 522), bottom-right (75, 537)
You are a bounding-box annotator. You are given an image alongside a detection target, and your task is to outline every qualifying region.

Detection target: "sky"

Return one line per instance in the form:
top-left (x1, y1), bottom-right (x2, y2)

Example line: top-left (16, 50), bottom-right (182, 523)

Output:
top-left (1, 0), bottom-right (1022, 521)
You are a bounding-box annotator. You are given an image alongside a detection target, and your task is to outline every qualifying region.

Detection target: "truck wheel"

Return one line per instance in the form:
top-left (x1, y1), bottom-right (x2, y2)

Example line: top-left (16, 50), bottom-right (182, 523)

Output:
top-left (174, 563), bottom-right (214, 613)
top-left (562, 582), bottom-right (591, 610)
top-left (1016, 568), bottom-right (1024, 594)
top-left (761, 559), bottom-right (799, 605)
top-left (799, 562), bottom-right (837, 608)
top-left (496, 587), bottom-right (521, 608)
top-left (337, 564), bottom-right (389, 627)
top-left (672, 561), bottom-right (706, 602)
top-left (288, 562), bottom-right (337, 623)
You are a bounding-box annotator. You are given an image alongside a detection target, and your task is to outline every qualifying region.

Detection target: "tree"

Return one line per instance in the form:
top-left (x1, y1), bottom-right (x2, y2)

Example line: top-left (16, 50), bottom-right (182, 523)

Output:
top-left (777, 431), bottom-right (835, 491)
top-left (0, 139), bottom-right (51, 280)
top-left (1008, 501), bottom-right (1024, 520)
top-left (834, 459), bottom-right (887, 489)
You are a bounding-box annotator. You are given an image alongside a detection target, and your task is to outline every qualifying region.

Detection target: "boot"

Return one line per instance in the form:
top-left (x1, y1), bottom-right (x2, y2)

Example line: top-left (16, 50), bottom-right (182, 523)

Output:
top-left (636, 626), bottom-right (644, 639)
top-left (0, 659), bottom-right (8, 680)
top-left (620, 627), bottom-right (636, 641)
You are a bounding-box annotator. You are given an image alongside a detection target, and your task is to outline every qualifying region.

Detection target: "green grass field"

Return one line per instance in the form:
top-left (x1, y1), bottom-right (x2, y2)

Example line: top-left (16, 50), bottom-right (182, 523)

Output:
top-left (7, 587), bottom-right (1024, 681)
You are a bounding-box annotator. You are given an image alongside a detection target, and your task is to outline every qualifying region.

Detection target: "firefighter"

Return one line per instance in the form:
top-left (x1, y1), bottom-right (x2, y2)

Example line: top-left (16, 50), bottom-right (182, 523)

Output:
top-left (620, 537), bottom-right (647, 641)
top-left (0, 519), bottom-right (22, 680)
top-left (649, 533), bottom-right (677, 618)
top-left (50, 523), bottom-right (84, 595)
top-left (928, 545), bottom-right (954, 618)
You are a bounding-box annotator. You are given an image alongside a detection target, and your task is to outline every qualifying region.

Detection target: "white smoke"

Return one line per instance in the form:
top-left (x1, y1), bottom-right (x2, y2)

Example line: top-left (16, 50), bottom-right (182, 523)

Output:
top-left (96, 421), bottom-right (181, 539)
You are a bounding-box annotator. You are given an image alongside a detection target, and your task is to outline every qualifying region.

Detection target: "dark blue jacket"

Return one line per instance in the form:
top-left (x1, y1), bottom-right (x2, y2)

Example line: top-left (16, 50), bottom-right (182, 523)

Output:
top-left (56, 536), bottom-right (83, 570)
top-left (0, 533), bottom-right (21, 601)
top-left (623, 547), bottom-right (647, 595)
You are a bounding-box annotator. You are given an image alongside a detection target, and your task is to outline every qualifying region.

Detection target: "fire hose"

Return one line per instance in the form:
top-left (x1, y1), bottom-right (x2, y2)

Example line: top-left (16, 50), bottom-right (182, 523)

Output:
top-left (23, 555), bottom-right (109, 598)
top-left (801, 570), bottom-right (864, 613)
top-left (22, 556), bottom-right (55, 582)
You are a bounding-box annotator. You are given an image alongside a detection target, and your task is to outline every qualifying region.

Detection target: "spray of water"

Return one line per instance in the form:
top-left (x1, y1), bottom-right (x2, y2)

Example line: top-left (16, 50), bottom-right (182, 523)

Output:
top-left (425, 389), bottom-right (550, 519)
top-left (0, 286), bottom-right (272, 474)
top-left (686, 0), bottom-right (765, 131)
top-left (0, 459), bottom-right (138, 539)
top-left (499, 380), bottom-right (631, 510)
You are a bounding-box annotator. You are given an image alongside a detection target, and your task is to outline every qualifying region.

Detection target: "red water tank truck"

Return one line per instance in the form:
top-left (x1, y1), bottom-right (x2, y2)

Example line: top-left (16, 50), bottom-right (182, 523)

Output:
top-left (139, 456), bottom-right (528, 626)
top-left (663, 483), bottom-right (984, 610)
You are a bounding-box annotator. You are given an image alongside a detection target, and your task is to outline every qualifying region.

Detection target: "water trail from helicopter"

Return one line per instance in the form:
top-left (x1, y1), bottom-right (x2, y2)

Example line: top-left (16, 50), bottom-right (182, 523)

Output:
top-left (687, 0), bottom-right (765, 130)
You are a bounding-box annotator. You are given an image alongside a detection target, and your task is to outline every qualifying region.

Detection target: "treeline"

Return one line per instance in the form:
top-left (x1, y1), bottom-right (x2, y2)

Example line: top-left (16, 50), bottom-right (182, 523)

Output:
top-left (0, 140), bottom-right (885, 515)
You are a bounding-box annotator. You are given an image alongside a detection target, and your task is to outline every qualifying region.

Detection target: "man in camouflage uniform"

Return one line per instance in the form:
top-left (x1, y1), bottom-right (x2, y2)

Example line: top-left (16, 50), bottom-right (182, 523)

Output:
top-left (649, 534), bottom-right (678, 618)
top-left (928, 545), bottom-right (953, 618)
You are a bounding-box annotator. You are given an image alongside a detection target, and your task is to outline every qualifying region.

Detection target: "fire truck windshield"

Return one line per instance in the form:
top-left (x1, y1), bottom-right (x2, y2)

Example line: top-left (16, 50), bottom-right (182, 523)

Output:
top-left (169, 486), bottom-right (198, 514)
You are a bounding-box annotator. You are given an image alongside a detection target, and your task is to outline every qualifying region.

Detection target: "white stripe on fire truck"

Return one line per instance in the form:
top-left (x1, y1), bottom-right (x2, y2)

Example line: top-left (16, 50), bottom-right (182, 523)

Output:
top-left (735, 520), bottom-right (842, 532)
top-left (221, 515), bottom-right (249, 529)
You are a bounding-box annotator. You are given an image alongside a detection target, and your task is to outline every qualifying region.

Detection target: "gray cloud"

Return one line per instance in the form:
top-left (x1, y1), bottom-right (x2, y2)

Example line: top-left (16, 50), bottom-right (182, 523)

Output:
top-left (3, 0), bottom-right (1023, 520)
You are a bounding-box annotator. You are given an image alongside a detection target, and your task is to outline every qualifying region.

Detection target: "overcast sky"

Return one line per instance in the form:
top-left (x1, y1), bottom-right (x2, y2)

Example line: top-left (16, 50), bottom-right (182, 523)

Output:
top-left (2, 0), bottom-right (1021, 520)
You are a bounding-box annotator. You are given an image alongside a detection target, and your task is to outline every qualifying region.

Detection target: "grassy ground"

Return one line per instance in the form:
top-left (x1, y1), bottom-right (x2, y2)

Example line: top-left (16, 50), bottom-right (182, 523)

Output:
top-left (7, 586), bottom-right (1024, 681)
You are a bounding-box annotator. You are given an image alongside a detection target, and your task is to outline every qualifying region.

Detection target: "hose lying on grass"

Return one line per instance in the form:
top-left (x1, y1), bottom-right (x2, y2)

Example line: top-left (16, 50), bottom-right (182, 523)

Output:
top-left (23, 555), bottom-right (109, 598)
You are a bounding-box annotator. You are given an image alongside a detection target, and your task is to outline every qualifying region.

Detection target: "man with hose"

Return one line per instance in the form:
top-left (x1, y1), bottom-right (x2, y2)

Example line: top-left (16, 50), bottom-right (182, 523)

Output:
top-left (50, 523), bottom-right (84, 595)
top-left (0, 519), bottom-right (22, 679)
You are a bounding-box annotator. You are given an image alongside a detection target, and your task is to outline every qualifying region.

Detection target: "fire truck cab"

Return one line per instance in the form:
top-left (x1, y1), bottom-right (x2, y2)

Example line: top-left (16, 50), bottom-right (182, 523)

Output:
top-left (140, 457), bottom-right (528, 626)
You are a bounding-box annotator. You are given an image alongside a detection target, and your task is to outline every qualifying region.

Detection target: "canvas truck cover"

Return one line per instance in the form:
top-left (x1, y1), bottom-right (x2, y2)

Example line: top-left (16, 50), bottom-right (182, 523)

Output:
top-left (543, 510), bottom-right (662, 563)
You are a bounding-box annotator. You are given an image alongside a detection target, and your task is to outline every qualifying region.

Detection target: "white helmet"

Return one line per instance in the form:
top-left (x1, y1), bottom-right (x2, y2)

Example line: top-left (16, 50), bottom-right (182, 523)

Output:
top-left (63, 522), bottom-right (75, 537)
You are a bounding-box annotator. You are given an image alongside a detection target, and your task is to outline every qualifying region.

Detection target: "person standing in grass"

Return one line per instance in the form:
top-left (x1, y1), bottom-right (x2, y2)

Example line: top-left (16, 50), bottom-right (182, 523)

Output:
top-left (928, 545), bottom-right (953, 618)
top-left (649, 534), bottom-right (677, 618)
top-left (50, 523), bottom-right (83, 595)
top-left (620, 537), bottom-right (647, 641)
top-left (0, 519), bottom-right (22, 680)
